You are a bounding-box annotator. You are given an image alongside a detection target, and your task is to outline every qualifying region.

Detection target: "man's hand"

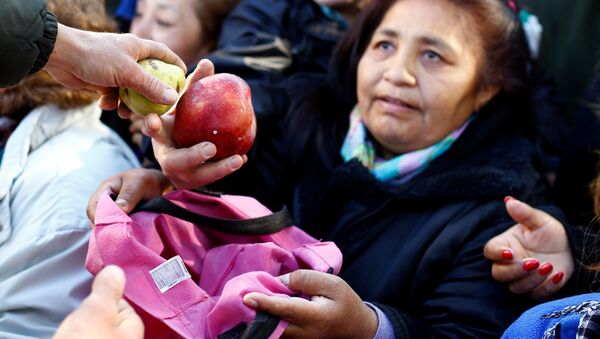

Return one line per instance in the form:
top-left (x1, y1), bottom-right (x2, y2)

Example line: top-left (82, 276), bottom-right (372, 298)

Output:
top-left (44, 24), bottom-right (186, 112)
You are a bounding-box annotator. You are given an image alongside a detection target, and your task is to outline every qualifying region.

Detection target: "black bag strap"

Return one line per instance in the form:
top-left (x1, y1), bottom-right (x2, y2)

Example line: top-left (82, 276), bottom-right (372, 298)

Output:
top-left (136, 195), bottom-right (294, 236)
top-left (217, 312), bottom-right (280, 339)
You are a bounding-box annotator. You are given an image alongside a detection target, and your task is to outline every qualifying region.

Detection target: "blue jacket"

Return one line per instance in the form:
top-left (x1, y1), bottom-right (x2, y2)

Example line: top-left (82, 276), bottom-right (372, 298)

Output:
top-left (503, 293), bottom-right (600, 339)
top-left (213, 74), bottom-right (553, 337)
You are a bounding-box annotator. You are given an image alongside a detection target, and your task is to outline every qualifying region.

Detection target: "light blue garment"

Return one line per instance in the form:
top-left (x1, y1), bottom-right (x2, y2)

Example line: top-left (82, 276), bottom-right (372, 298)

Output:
top-left (503, 293), bottom-right (600, 339)
top-left (0, 104), bottom-right (140, 338)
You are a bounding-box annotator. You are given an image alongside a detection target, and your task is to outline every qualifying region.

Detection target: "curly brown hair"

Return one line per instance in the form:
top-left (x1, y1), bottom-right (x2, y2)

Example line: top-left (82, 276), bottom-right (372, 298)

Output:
top-left (0, 0), bottom-right (117, 117)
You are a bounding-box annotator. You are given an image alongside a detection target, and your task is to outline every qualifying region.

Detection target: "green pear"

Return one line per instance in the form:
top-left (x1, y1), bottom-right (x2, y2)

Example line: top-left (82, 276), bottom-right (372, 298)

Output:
top-left (119, 59), bottom-right (185, 116)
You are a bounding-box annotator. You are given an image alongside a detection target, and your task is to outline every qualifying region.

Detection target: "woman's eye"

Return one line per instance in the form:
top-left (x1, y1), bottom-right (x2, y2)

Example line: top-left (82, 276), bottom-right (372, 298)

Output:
top-left (375, 41), bottom-right (394, 51)
top-left (156, 20), bottom-right (175, 27)
top-left (423, 50), bottom-right (442, 62)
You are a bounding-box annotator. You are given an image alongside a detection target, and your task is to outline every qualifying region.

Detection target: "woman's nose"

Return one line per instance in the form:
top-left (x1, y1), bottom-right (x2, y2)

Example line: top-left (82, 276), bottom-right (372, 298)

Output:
top-left (383, 53), bottom-right (417, 87)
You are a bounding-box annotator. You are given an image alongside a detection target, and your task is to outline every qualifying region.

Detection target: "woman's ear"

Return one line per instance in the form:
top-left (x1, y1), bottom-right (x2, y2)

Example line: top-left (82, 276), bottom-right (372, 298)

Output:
top-left (475, 84), bottom-right (500, 111)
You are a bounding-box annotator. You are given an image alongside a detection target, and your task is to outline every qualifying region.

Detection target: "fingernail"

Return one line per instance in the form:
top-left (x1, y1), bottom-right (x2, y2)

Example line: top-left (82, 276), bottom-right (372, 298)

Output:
top-left (552, 272), bottom-right (564, 284)
top-left (504, 196), bottom-right (514, 203)
top-left (538, 262), bottom-right (553, 276)
top-left (162, 88), bottom-right (178, 104)
top-left (522, 259), bottom-right (539, 271)
top-left (201, 143), bottom-right (216, 157)
top-left (278, 273), bottom-right (290, 286)
top-left (115, 198), bottom-right (127, 208)
top-left (243, 295), bottom-right (258, 308)
top-left (501, 250), bottom-right (513, 260)
top-left (228, 156), bottom-right (243, 170)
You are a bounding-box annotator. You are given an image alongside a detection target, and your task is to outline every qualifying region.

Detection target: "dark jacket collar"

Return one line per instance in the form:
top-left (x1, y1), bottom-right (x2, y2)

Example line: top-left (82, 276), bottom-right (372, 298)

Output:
top-left (325, 95), bottom-right (543, 205)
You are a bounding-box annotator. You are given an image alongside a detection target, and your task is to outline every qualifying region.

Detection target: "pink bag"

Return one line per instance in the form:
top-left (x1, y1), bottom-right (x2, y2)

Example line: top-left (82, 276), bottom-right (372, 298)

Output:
top-left (86, 189), bottom-right (343, 339)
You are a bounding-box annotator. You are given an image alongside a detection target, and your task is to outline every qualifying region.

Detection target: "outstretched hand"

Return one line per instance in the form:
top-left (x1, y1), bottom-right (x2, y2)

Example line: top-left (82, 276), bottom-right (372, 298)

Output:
top-left (243, 270), bottom-right (378, 338)
top-left (54, 266), bottom-right (143, 339)
top-left (44, 24), bottom-right (186, 112)
top-left (141, 59), bottom-right (247, 189)
top-left (484, 197), bottom-right (574, 300)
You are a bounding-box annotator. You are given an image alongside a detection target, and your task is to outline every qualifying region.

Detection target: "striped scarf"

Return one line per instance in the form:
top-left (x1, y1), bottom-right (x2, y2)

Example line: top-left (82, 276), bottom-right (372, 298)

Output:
top-left (340, 106), bottom-right (471, 182)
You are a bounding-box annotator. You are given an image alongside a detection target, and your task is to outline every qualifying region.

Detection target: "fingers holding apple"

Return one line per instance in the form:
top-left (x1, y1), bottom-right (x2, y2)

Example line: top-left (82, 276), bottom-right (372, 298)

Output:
top-left (139, 59), bottom-right (256, 189)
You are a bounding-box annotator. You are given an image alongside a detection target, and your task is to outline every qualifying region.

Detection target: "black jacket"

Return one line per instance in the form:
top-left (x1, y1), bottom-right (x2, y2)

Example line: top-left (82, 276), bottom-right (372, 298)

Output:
top-left (0, 0), bottom-right (57, 87)
top-left (207, 0), bottom-right (345, 125)
top-left (213, 76), bottom-right (553, 337)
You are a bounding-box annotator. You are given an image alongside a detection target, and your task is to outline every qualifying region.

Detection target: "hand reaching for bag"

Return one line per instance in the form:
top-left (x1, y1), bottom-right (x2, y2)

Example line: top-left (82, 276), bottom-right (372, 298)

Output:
top-left (243, 270), bottom-right (378, 339)
top-left (86, 168), bottom-right (170, 222)
top-left (484, 197), bottom-right (575, 300)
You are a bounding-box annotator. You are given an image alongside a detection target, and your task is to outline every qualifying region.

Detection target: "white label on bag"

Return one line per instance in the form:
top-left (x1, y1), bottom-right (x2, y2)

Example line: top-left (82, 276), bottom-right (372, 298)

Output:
top-left (149, 255), bottom-right (192, 293)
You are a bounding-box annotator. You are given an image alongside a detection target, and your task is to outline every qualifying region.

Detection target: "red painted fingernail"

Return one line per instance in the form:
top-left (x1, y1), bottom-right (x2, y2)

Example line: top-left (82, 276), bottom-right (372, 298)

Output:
top-left (552, 272), bottom-right (564, 284)
top-left (501, 250), bottom-right (513, 260)
top-left (522, 259), bottom-right (539, 271)
top-left (538, 262), bottom-right (553, 276)
top-left (504, 196), bottom-right (514, 203)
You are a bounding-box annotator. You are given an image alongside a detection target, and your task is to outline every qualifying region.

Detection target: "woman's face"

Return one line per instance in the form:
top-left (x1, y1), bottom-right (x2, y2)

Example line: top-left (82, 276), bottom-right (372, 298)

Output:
top-left (356, 0), bottom-right (498, 156)
top-left (130, 0), bottom-right (205, 66)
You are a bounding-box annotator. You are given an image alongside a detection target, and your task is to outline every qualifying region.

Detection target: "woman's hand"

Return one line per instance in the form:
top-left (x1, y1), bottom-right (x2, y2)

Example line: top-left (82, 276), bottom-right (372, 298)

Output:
top-left (484, 197), bottom-right (575, 300)
top-left (54, 266), bottom-right (143, 339)
top-left (86, 168), bottom-right (170, 222)
top-left (243, 270), bottom-right (378, 339)
top-left (141, 59), bottom-right (247, 189)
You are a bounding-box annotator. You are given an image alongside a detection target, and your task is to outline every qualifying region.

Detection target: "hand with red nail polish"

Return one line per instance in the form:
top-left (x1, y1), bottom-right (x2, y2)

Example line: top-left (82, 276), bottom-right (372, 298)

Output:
top-left (483, 198), bottom-right (574, 300)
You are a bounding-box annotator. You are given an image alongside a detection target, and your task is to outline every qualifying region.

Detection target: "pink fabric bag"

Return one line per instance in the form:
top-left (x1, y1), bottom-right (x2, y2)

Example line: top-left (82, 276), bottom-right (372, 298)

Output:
top-left (86, 189), bottom-right (343, 339)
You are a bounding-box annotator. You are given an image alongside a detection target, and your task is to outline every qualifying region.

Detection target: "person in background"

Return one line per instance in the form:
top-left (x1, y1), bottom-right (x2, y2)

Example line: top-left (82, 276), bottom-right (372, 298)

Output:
top-left (91, 0), bottom-right (554, 336)
top-left (0, 0), bottom-right (140, 337)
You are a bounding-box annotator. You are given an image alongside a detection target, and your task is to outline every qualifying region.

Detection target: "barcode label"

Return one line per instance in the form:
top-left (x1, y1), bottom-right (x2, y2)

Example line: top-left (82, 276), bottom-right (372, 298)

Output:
top-left (149, 256), bottom-right (191, 293)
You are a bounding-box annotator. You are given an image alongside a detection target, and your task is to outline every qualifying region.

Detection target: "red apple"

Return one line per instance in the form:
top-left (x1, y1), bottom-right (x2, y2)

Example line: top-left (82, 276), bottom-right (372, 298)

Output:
top-left (172, 73), bottom-right (256, 160)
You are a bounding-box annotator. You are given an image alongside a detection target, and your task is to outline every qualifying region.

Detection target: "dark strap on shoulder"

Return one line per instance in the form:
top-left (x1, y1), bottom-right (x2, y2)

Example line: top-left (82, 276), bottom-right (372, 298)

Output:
top-left (136, 195), bottom-right (294, 236)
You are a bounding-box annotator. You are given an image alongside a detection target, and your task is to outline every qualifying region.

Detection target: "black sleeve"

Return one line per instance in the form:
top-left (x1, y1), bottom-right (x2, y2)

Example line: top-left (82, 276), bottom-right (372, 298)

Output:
top-left (206, 0), bottom-right (293, 123)
top-left (0, 0), bottom-right (58, 87)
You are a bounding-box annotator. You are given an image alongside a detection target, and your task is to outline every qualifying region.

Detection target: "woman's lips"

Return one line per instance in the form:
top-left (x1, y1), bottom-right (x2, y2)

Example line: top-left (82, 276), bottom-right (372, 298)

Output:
top-left (375, 96), bottom-right (419, 115)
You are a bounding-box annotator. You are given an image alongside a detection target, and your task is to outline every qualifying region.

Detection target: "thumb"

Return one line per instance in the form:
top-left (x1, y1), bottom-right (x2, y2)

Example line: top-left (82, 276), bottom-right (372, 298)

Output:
top-left (506, 198), bottom-right (553, 231)
top-left (143, 113), bottom-right (175, 147)
top-left (284, 270), bottom-right (341, 298)
top-left (124, 64), bottom-right (179, 106)
top-left (91, 265), bottom-right (126, 304)
top-left (113, 178), bottom-right (148, 214)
